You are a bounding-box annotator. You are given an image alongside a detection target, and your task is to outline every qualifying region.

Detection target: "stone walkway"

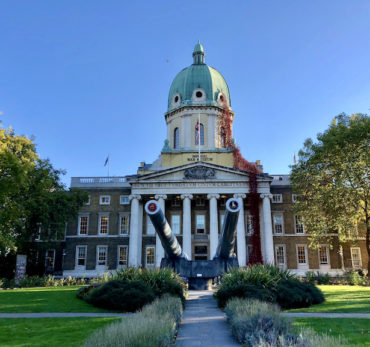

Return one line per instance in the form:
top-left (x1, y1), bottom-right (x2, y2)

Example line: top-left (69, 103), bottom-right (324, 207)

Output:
top-left (175, 290), bottom-right (239, 347)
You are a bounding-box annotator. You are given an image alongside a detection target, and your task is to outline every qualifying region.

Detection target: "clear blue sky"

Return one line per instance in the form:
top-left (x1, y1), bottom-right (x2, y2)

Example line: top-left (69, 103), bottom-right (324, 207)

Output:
top-left (1, 1), bottom-right (369, 186)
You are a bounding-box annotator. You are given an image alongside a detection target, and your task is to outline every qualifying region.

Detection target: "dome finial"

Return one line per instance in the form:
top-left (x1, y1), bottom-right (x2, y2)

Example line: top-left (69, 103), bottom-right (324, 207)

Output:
top-left (193, 41), bottom-right (205, 64)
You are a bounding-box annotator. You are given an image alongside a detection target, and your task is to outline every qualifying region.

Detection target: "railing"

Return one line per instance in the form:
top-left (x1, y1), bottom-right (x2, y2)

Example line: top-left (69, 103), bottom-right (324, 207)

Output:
top-left (71, 177), bottom-right (129, 188)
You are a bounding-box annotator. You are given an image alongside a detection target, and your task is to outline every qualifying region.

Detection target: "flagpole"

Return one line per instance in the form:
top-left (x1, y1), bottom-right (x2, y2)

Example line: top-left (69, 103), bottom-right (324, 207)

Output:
top-left (198, 113), bottom-right (201, 162)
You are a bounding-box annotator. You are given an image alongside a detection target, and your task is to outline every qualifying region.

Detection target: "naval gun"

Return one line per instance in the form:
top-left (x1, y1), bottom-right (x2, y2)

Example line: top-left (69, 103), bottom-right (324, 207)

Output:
top-left (144, 198), bottom-right (241, 289)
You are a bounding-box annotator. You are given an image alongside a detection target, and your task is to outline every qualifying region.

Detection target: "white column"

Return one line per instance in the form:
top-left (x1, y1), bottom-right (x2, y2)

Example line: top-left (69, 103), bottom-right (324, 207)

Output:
top-left (128, 194), bottom-right (141, 267)
top-left (181, 194), bottom-right (193, 259)
top-left (155, 194), bottom-right (167, 267)
top-left (261, 194), bottom-right (274, 264)
top-left (234, 193), bottom-right (247, 267)
top-left (207, 193), bottom-right (220, 259)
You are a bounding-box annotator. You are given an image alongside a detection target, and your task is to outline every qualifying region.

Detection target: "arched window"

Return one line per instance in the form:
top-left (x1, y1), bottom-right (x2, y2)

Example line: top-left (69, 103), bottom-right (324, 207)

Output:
top-left (174, 127), bottom-right (179, 149)
top-left (195, 122), bottom-right (204, 145)
top-left (220, 127), bottom-right (226, 147)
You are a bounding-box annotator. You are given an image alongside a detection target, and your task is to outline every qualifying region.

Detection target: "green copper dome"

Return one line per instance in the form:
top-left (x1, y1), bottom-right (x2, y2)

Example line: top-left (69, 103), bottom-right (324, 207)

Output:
top-left (167, 42), bottom-right (231, 112)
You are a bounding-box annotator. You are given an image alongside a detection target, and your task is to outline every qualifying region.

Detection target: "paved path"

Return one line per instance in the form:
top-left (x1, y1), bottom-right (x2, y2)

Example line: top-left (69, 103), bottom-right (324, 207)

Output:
top-left (175, 290), bottom-right (239, 347)
top-left (0, 313), bottom-right (131, 318)
top-left (282, 312), bottom-right (370, 318)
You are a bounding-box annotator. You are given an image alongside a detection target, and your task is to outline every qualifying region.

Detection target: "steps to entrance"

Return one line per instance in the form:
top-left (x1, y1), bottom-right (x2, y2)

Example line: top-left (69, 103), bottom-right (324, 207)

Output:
top-left (175, 290), bottom-right (239, 347)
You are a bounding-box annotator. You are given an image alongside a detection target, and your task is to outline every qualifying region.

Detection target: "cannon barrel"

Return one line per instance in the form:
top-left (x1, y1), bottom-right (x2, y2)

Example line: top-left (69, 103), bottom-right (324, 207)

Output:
top-left (214, 198), bottom-right (241, 259)
top-left (145, 200), bottom-right (188, 260)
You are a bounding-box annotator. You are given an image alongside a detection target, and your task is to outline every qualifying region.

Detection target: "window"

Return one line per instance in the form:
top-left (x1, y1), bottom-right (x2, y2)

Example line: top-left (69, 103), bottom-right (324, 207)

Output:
top-left (174, 127), bottom-right (179, 149)
top-left (120, 195), bottom-right (129, 205)
top-left (194, 245), bottom-right (208, 260)
top-left (97, 246), bottom-right (107, 267)
top-left (45, 250), bottom-right (55, 270)
top-left (99, 215), bottom-right (109, 234)
top-left (294, 215), bottom-right (305, 234)
top-left (246, 245), bottom-right (252, 263)
top-left (220, 127), bottom-right (226, 147)
top-left (99, 195), bottom-right (110, 205)
top-left (272, 194), bottom-right (283, 203)
top-left (119, 214), bottom-right (129, 235)
top-left (275, 245), bottom-right (286, 269)
top-left (146, 215), bottom-right (155, 235)
top-left (350, 247), bottom-right (362, 269)
top-left (273, 214), bottom-right (284, 234)
top-left (296, 245), bottom-right (308, 266)
top-left (195, 197), bottom-right (205, 206)
top-left (84, 195), bottom-right (91, 205)
top-left (196, 215), bottom-right (205, 234)
top-left (35, 224), bottom-right (42, 241)
top-left (171, 215), bottom-right (181, 235)
top-left (319, 245), bottom-right (329, 265)
top-left (118, 246), bottom-right (128, 267)
top-left (246, 215), bottom-right (254, 235)
top-left (146, 246), bottom-right (155, 268)
top-left (76, 246), bottom-right (87, 267)
top-left (171, 198), bottom-right (181, 207)
top-left (292, 194), bottom-right (297, 203)
top-left (195, 123), bottom-right (204, 145)
top-left (78, 214), bottom-right (89, 235)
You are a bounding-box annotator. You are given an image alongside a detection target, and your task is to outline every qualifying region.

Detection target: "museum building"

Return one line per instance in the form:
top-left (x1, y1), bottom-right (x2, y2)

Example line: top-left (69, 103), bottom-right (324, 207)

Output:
top-left (46, 43), bottom-right (367, 277)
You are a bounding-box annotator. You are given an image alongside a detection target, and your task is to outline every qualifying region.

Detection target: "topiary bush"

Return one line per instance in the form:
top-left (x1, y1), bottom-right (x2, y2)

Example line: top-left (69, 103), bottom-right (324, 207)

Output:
top-left (86, 279), bottom-right (155, 312)
top-left (215, 265), bottom-right (325, 310)
top-left (275, 278), bottom-right (325, 309)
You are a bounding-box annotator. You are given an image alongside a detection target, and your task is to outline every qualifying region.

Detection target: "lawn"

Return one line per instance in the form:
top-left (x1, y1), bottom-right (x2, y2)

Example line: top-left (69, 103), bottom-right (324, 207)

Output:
top-left (0, 286), bottom-right (109, 313)
top-left (288, 285), bottom-right (370, 313)
top-left (293, 318), bottom-right (370, 346)
top-left (0, 317), bottom-right (121, 347)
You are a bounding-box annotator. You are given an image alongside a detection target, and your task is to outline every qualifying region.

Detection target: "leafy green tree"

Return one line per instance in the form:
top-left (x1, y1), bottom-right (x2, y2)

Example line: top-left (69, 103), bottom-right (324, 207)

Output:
top-left (291, 114), bottom-right (370, 272)
top-left (0, 125), bottom-right (88, 255)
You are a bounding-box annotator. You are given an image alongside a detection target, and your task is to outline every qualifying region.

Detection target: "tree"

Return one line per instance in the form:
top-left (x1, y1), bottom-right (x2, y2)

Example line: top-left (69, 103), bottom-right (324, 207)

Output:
top-left (290, 113), bottom-right (370, 272)
top-left (0, 125), bottom-right (88, 256)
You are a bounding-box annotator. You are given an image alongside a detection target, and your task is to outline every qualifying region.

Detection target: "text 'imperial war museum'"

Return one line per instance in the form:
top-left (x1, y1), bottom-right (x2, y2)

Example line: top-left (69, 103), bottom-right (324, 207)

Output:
top-left (43, 42), bottom-right (367, 277)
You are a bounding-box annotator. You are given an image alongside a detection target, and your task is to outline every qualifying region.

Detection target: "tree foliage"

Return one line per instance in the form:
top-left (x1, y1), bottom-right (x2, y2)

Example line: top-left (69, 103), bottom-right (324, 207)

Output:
top-left (0, 125), bottom-right (88, 254)
top-left (290, 113), bottom-right (370, 271)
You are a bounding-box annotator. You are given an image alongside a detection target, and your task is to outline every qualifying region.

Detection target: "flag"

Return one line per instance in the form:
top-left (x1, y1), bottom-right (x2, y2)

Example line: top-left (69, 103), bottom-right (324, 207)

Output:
top-left (195, 121), bottom-right (200, 144)
top-left (104, 155), bottom-right (109, 167)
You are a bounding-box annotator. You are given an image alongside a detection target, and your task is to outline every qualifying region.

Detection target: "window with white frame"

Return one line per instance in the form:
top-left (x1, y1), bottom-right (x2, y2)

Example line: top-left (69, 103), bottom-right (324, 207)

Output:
top-left (84, 195), bottom-right (91, 205)
top-left (272, 194), bottom-right (283, 203)
top-left (146, 246), bottom-right (155, 268)
top-left (120, 195), bottom-right (129, 205)
top-left (119, 214), bottom-right (129, 235)
top-left (292, 194), bottom-right (297, 203)
top-left (171, 215), bottom-right (181, 235)
top-left (196, 214), bottom-right (205, 234)
top-left (78, 214), bottom-right (89, 235)
top-left (146, 215), bottom-right (155, 235)
top-left (246, 215), bottom-right (254, 235)
top-left (294, 215), bottom-right (305, 234)
top-left (174, 127), bottom-right (179, 149)
top-left (76, 246), bottom-right (87, 267)
top-left (350, 247), bottom-right (362, 269)
top-left (319, 245), bottom-right (330, 265)
top-left (118, 246), bottom-right (128, 267)
top-left (99, 214), bottom-right (109, 234)
top-left (97, 246), bottom-right (108, 267)
top-left (45, 249), bottom-right (55, 270)
top-left (275, 245), bottom-right (286, 269)
top-left (273, 214), bottom-right (284, 234)
top-left (99, 195), bottom-right (111, 205)
top-left (296, 245), bottom-right (308, 266)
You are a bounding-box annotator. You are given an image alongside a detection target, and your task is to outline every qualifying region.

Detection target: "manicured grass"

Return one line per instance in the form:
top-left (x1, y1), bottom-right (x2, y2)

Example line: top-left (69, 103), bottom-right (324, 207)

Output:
top-left (293, 318), bottom-right (370, 346)
top-left (0, 317), bottom-right (121, 347)
top-left (0, 286), bottom-right (109, 313)
top-left (287, 285), bottom-right (370, 313)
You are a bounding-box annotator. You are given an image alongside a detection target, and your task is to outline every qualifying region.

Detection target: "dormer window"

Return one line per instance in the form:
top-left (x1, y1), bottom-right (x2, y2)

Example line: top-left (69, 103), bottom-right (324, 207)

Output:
top-left (172, 93), bottom-right (181, 108)
top-left (196, 91), bottom-right (203, 98)
top-left (174, 127), bottom-right (179, 149)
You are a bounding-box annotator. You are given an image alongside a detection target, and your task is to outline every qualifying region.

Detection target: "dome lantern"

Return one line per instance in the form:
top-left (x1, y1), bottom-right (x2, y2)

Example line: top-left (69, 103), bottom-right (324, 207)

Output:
top-left (193, 40), bottom-right (205, 64)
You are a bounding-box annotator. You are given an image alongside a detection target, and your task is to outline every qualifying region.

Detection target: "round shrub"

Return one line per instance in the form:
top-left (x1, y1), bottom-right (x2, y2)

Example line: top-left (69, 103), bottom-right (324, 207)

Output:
top-left (86, 279), bottom-right (155, 312)
top-left (275, 278), bottom-right (325, 309)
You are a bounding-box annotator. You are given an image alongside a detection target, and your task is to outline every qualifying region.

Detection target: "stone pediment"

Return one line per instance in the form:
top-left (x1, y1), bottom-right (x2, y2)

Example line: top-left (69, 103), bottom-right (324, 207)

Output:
top-left (129, 162), bottom-right (252, 183)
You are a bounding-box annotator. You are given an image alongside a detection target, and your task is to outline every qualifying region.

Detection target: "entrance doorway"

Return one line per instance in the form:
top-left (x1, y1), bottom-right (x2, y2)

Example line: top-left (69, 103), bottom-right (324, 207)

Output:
top-left (194, 245), bottom-right (208, 260)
